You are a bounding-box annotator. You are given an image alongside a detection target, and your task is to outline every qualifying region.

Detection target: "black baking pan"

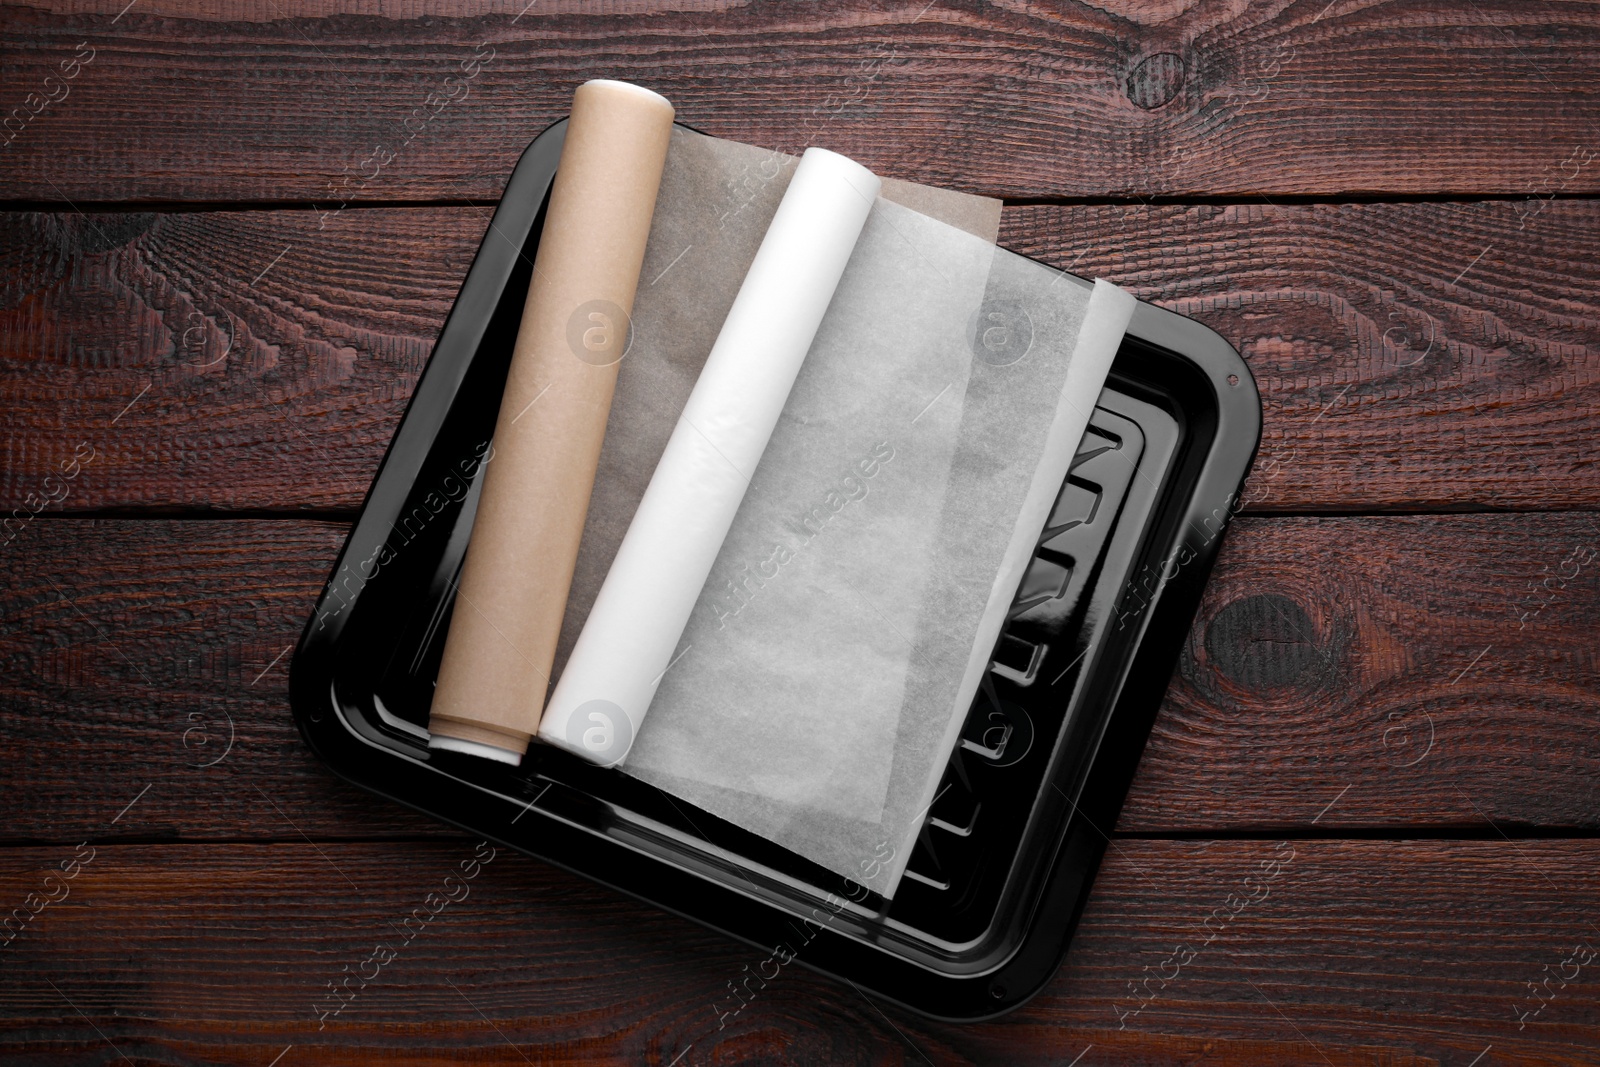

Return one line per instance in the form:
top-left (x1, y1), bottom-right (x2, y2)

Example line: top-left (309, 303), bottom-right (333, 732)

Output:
top-left (289, 117), bottom-right (1261, 1022)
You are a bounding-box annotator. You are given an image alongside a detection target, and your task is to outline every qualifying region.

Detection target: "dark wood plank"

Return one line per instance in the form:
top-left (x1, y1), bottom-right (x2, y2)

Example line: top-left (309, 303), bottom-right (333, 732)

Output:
top-left (0, 518), bottom-right (447, 842)
top-left (3, 198), bottom-right (1598, 513)
top-left (0, 205), bottom-right (491, 512)
top-left (1120, 511), bottom-right (1600, 833)
top-left (1004, 199), bottom-right (1600, 513)
top-left (1, 838), bottom-right (1595, 1063)
top-left (3, 1), bottom-right (1600, 201)
top-left (2, 515), bottom-right (1596, 843)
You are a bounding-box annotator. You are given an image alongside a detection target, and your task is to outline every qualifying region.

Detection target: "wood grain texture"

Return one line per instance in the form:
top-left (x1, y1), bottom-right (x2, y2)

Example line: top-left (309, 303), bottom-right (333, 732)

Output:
top-left (0, 519), bottom-right (446, 843)
top-left (4, 1), bottom-right (1600, 202)
top-left (1, 515), bottom-right (1595, 844)
top-left (0, 206), bottom-right (490, 512)
top-left (0, 838), bottom-right (1596, 1064)
top-left (3, 198), bottom-right (1598, 513)
top-left (1121, 512), bottom-right (1600, 833)
top-left (1003, 199), bottom-right (1600, 513)
top-left (3, 1), bottom-right (1598, 1061)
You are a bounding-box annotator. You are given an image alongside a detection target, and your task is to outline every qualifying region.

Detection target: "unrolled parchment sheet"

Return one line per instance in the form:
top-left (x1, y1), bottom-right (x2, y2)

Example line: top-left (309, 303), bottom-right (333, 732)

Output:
top-left (879, 274), bottom-right (1134, 894)
top-left (624, 222), bottom-right (1134, 897)
top-left (532, 126), bottom-right (1131, 896)
top-left (620, 194), bottom-right (996, 825)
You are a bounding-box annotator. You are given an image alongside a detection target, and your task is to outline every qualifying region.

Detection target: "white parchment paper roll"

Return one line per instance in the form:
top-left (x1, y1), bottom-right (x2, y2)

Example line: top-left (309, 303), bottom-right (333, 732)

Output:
top-left (538, 147), bottom-right (882, 764)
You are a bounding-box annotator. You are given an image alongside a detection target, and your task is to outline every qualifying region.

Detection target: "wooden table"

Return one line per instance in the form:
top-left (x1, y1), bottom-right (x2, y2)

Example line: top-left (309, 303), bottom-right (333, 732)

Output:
top-left (2, 2), bottom-right (1598, 1063)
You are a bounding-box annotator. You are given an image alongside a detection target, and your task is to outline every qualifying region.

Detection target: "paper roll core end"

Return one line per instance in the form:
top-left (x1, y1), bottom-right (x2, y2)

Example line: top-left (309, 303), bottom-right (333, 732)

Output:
top-left (428, 734), bottom-right (524, 766)
top-left (428, 717), bottom-right (531, 764)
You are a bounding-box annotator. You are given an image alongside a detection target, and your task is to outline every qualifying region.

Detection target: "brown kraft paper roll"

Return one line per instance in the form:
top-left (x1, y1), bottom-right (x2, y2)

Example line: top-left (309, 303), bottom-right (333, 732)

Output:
top-left (428, 79), bottom-right (675, 763)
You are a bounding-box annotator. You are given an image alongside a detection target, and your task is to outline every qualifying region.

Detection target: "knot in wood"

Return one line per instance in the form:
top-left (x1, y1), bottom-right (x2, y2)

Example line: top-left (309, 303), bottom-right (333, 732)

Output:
top-left (1205, 594), bottom-right (1327, 691)
top-left (1125, 51), bottom-right (1185, 110)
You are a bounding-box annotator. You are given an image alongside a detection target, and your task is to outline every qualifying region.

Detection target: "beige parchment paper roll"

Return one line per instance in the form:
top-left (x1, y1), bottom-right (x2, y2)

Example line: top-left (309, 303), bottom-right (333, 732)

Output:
top-left (427, 79), bottom-right (675, 763)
